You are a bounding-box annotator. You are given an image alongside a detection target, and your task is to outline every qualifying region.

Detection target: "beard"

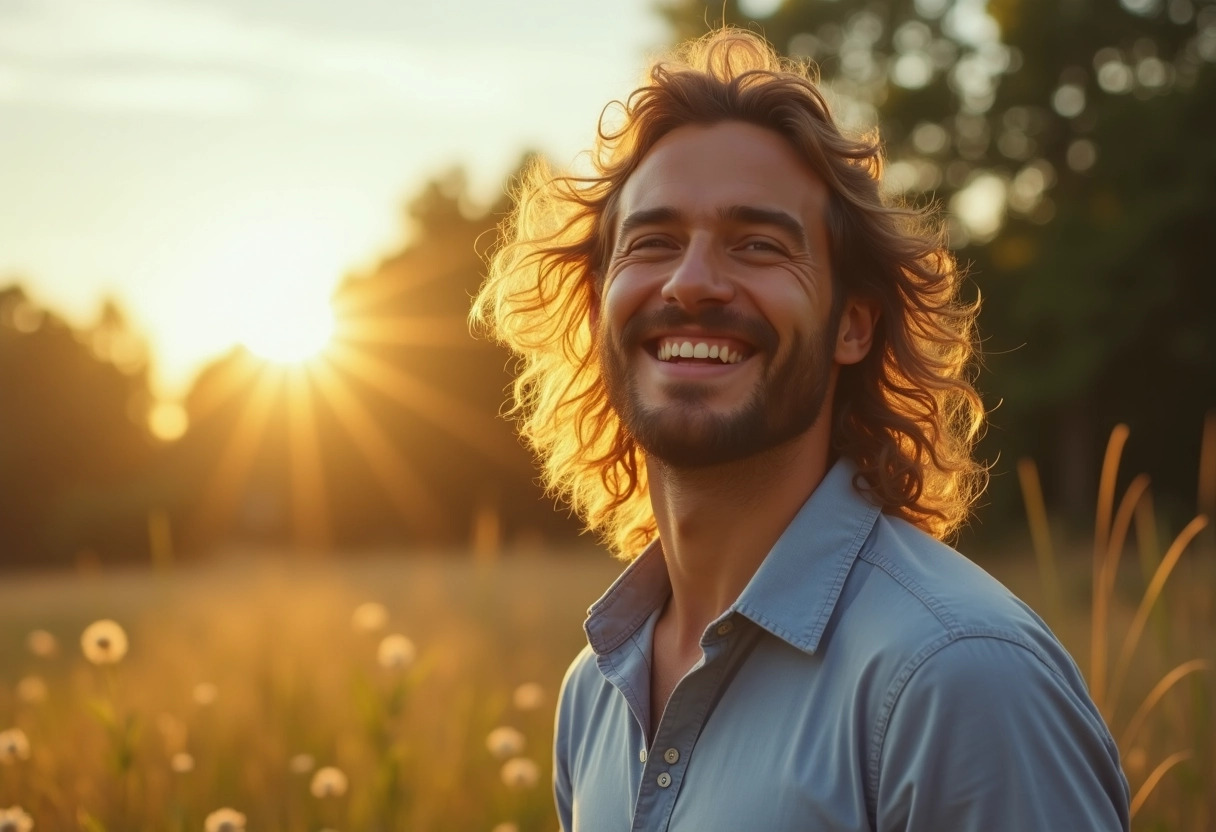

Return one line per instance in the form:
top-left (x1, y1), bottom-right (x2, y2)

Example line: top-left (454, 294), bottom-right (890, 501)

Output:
top-left (599, 305), bottom-right (836, 468)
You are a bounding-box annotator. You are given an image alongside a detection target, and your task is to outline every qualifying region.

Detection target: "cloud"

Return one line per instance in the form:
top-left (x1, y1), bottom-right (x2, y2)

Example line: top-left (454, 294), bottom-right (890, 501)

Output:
top-left (0, 0), bottom-right (522, 116)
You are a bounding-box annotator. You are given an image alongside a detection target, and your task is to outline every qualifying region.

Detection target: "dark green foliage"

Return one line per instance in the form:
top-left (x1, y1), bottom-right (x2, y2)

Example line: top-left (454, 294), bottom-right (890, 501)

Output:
top-left (662, 0), bottom-right (1216, 529)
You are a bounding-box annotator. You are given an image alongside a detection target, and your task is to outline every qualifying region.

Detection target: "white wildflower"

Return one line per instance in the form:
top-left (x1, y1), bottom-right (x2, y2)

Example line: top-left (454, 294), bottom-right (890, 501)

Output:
top-left (0, 805), bottom-right (34, 832)
top-left (500, 757), bottom-right (540, 789)
top-left (15, 676), bottom-right (47, 705)
top-left (512, 682), bottom-right (545, 711)
top-left (0, 729), bottom-right (31, 765)
top-left (310, 765), bottom-right (349, 798)
top-left (80, 620), bottom-right (128, 665)
top-left (288, 752), bottom-right (316, 774)
top-left (351, 601), bottom-right (388, 633)
top-left (377, 634), bottom-right (416, 670)
top-left (203, 807), bottom-right (246, 832)
top-left (26, 629), bottom-right (57, 658)
top-left (486, 726), bottom-right (526, 759)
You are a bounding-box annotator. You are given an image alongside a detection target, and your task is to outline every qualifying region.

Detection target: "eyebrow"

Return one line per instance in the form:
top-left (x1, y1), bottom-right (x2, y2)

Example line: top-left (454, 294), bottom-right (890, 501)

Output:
top-left (614, 205), bottom-right (810, 252)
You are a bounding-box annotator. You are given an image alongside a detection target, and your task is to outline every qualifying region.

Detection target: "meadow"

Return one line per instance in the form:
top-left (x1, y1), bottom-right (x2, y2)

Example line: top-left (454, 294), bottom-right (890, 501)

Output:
top-left (1, 430), bottom-right (1213, 831)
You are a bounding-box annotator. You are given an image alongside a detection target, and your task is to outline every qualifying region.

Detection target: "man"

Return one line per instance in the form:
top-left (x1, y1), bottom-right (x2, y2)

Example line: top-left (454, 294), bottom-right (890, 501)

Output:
top-left (473, 28), bottom-right (1129, 832)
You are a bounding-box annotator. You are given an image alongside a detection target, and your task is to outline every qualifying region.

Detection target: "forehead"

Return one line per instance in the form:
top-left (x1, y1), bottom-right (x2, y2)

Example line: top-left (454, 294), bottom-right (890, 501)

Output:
top-left (617, 121), bottom-right (831, 226)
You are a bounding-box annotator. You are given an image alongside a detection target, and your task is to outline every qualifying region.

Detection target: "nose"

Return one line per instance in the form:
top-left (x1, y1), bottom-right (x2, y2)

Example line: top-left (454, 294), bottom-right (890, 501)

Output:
top-left (661, 238), bottom-right (735, 309)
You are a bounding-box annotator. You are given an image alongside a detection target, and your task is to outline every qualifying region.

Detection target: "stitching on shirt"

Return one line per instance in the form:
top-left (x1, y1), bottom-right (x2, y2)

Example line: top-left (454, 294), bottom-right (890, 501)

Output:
top-left (855, 548), bottom-right (960, 632)
top-left (808, 502), bottom-right (882, 648)
top-left (863, 631), bottom-right (1086, 824)
top-left (734, 501), bottom-right (881, 652)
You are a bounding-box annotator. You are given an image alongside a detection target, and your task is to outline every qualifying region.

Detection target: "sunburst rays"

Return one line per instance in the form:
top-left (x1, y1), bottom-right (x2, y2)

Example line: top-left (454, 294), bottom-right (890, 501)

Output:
top-left (182, 280), bottom-right (529, 552)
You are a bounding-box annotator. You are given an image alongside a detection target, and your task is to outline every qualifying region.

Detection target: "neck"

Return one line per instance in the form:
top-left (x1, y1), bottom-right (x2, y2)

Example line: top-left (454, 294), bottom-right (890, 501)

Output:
top-left (646, 426), bottom-right (832, 650)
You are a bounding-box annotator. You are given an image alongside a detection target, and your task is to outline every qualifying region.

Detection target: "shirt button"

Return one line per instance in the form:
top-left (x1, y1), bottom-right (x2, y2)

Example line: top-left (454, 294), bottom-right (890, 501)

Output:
top-left (657, 772), bottom-right (672, 788)
top-left (716, 620), bottom-right (733, 636)
top-left (639, 749), bottom-right (647, 763)
top-left (663, 748), bottom-right (680, 764)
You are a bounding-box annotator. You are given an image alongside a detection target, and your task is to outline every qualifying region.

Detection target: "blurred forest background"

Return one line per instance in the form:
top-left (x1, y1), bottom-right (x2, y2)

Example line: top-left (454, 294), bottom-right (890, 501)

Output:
top-left (1, 0), bottom-right (1214, 569)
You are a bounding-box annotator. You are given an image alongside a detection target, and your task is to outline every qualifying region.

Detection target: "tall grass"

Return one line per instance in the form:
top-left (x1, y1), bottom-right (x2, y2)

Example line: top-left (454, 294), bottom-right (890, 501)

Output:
top-left (1018, 421), bottom-right (1215, 829)
top-left (1, 421), bottom-right (1213, 829)
top-left (0, 551), bottom-right (616, 831)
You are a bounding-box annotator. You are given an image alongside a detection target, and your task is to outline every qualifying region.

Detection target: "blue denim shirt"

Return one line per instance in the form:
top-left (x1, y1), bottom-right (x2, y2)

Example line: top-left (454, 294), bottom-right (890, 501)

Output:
top-left (555, 460), bottom-right (1130, 831)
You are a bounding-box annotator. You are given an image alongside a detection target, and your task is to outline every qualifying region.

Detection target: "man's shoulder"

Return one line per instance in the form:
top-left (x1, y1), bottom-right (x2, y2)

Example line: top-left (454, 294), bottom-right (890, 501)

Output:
top-left (556, 643), bottom-right (600, 712)
top-left (833, 512), bottom-right (1075, 678)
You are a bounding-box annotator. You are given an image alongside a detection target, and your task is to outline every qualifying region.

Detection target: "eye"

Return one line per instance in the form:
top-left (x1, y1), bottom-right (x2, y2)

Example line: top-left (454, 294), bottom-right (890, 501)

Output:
top-left (739, 238), bottom-right (786, 254)
top-left (629, 235), bottom-right (676, 252)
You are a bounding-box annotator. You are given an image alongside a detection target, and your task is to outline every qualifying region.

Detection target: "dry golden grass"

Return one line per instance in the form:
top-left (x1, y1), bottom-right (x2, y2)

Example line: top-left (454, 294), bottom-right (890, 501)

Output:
top-left (0, 547), bottom-right (617, 831)
top-left (1, 433), bottom-right (1213, 832)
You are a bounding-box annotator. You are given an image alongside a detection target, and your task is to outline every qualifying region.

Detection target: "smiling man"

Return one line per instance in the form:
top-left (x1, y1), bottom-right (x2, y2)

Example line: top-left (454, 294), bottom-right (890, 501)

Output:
top-left (473, 29), bottom-right (1129, 832)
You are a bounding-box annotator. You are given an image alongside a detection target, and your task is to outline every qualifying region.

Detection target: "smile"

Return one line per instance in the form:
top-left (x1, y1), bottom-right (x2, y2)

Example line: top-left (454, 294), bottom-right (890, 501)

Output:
top-left (653, 337), bottom-right (751, 365)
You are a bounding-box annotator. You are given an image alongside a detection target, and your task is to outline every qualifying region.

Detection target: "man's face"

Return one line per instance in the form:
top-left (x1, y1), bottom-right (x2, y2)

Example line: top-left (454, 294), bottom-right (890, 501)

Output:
top-left (598, 120), bottom-right (841, 468)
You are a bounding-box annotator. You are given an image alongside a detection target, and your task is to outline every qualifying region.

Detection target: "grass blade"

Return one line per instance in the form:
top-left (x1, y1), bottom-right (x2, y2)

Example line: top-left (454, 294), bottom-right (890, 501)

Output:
top-left (1091, 424), bottom-right (1131, 706)
top-left (1017, 458), bottom-right (1060, 622)
top-left (1130, 750), bottom-right (1192, 820)
top-left (1118, 659), bottom-right (1211, 750)
top-left (1108, 515), bottom-right (1210, 715)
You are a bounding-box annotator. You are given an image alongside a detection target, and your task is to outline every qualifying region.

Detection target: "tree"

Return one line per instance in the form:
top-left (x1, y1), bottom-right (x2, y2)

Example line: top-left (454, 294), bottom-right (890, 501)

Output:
top-left (662, 0), bottom-right (1216, 528)
top-left (0, 287), bottom-right (157, 565)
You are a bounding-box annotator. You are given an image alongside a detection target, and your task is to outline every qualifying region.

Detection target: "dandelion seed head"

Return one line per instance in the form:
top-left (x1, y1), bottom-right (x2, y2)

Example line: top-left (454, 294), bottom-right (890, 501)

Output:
top-left (0, 805), bottom-right (34, 832)
top-left (26, 629), bottom-right (57, 658)
top-left (203, 807), bottom-right (246, 832)
top-left (512, 682), bottom-right (545, 711)
top-left (0, 729), bottom-right (31, 765)
top-left (192, 682), bottom-right (218, 706)
top-left (486, 726), bottom-right (526, 759)
top-left (310, 765), bottom-right (349, 798)
top-left (170, 751), bottom-right (195, 773)
top-left (288, 752), bottom-right (316, 774)
top-left (80, 620), bottom-right (128, 665)
top-left (351, 601), bottom-right (388, 633)
top-left (500, 757), bottom-right (540, 789)
top-left (377, 634), bottom-right (416, 670)
top-left (15, 676), bottom-right (47, 705)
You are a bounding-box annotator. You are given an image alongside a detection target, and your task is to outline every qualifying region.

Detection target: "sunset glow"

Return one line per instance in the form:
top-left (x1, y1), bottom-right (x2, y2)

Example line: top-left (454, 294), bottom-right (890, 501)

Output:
top-left (238, 294), bottom-right (336, 365)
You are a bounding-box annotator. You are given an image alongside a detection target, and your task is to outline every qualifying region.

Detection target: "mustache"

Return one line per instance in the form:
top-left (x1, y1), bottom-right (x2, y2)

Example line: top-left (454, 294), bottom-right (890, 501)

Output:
top-left (618, 305), bottom-right (779, 354)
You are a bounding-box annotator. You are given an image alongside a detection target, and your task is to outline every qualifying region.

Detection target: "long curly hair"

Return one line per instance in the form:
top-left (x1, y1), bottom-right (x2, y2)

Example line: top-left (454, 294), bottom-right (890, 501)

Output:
top-left (471, 28), bottom-right (986, 559)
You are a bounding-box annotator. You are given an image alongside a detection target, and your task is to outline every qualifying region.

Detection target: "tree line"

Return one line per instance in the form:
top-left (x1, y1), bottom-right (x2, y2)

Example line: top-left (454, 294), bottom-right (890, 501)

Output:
top-left (2, 0), bottom-right (1213, 567)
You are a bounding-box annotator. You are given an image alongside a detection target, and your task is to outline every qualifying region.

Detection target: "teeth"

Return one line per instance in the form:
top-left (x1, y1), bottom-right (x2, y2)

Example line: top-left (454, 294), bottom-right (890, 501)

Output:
top-left (657, 340), bottom-right (744, 364)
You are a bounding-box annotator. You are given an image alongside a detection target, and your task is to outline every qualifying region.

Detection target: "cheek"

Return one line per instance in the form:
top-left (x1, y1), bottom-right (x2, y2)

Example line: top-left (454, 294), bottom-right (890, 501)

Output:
top-left (601, 270), bottom-right (653, 332)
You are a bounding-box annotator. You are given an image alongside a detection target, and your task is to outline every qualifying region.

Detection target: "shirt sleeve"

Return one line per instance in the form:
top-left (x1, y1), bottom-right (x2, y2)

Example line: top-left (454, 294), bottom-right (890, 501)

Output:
top-left (873, 634), bottom-right (1130, 832)
top-left (553, 657), bottom-right (577, 832)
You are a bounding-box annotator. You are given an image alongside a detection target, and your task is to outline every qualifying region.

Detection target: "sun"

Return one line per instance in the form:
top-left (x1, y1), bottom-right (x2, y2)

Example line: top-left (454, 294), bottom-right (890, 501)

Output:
top-left (238, 291), bottom-right (336, 365)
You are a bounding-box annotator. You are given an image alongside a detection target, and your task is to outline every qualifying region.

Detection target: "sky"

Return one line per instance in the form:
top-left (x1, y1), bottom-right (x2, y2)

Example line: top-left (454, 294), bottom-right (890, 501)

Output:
top-left (0, 0), bottom-right (671, 397)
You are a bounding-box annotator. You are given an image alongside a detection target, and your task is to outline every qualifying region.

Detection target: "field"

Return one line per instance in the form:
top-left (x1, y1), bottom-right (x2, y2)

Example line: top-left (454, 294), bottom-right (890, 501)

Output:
top-left (1, 524), bottom-right (1213, 831)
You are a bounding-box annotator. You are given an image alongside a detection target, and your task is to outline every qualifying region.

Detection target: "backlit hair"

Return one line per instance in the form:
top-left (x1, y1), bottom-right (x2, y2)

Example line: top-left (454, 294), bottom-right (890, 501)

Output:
top-left (472, 28), bottom-right (986, 558)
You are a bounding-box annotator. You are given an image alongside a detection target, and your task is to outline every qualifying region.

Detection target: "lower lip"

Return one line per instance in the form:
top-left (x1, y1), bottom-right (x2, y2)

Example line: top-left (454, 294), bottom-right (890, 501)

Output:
top-left (649, 356), bottom-right (751, 378)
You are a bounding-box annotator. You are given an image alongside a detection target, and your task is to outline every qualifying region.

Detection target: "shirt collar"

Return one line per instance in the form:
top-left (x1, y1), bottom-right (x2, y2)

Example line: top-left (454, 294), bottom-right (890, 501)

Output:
top-left (583, 458), bottom-right (882, 657)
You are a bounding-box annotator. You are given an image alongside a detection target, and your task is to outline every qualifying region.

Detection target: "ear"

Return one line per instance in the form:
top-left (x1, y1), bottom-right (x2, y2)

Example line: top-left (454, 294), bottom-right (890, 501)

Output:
top-left (833, 296), bottom-right (878, 366)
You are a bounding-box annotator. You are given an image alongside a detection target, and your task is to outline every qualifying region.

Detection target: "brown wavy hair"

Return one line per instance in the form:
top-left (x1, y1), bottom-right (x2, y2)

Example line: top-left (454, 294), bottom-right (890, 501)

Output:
top-left (471, 28), bottom-right (986, 558)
